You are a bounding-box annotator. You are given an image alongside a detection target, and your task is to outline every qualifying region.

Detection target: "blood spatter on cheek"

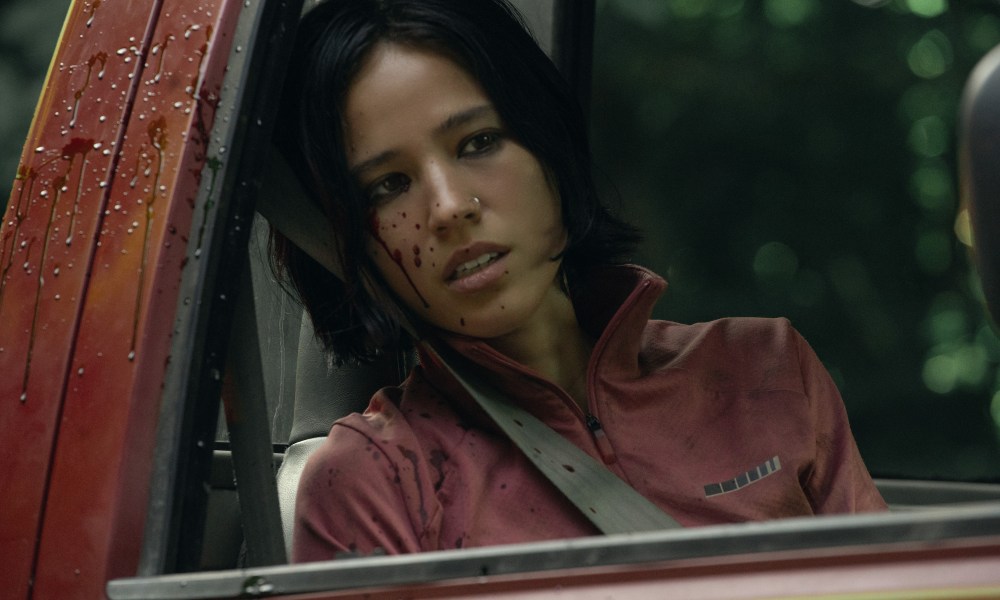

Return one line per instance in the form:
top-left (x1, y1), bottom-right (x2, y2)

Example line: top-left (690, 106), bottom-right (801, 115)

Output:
top-left (368, 212), bottom-right (431, 308)
top-left (412, 244), bottom-right (421, 267)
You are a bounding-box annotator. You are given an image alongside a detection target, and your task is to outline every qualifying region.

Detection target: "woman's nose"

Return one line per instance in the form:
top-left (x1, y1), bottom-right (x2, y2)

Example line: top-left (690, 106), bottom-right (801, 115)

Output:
top-left (426, 171), bottom-right (481, 234)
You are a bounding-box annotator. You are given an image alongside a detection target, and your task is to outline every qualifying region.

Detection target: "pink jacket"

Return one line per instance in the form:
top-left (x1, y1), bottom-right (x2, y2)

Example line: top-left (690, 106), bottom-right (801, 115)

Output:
top-left (293, 265), bottom-right (886, 561)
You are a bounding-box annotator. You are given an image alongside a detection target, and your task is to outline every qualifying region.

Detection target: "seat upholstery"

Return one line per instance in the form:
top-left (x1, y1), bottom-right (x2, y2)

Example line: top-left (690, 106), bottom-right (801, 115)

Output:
top-left (961, 42), bottom-right (1000, 325)
top-left (276, 437), bottom-right (327, 556)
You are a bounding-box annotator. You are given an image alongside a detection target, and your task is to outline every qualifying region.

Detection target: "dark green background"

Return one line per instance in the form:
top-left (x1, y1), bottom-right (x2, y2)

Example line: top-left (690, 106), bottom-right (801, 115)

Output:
top-left (590, 0), bottom-right (1000, 481)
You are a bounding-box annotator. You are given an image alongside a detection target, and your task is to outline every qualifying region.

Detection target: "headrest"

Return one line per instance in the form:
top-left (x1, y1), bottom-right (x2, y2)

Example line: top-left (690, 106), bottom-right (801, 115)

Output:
top-left (960, 43), bottom-right (1000, 326)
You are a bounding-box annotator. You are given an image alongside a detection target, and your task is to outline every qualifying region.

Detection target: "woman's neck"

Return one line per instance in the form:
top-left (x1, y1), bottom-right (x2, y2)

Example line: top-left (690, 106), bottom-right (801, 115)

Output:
top-left (485, 288), bottom-right (593, 412)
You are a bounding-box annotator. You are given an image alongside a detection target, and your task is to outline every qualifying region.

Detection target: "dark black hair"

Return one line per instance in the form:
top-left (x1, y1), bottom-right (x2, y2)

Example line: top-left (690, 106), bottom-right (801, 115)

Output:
top-left (271, 0), bottom-right (639, 363)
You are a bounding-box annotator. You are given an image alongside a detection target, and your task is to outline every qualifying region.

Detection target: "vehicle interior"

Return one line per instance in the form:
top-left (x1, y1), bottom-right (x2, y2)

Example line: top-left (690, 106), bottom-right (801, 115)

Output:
top-left (3, 0), bottom-right (999, 597)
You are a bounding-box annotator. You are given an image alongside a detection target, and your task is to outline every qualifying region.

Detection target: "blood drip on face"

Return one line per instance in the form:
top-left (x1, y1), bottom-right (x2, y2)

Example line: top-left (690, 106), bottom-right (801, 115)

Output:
top-left (369, 213), bottom-right (430, 308)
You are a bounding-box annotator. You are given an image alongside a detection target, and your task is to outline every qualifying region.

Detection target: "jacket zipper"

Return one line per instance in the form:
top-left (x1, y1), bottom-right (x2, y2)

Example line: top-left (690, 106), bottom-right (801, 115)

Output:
top-left (586, 413), bottom-right (617, 465)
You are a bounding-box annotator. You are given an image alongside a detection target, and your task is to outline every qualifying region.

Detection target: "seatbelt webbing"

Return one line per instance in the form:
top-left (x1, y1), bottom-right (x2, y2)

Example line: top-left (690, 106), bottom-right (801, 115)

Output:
top-left (427, 344), bottom-right (682, 535)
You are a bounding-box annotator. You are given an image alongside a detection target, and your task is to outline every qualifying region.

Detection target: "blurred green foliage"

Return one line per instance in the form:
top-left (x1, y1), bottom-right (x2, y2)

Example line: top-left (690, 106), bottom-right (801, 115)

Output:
top-left (591, 0), bottom-right (1000, 480)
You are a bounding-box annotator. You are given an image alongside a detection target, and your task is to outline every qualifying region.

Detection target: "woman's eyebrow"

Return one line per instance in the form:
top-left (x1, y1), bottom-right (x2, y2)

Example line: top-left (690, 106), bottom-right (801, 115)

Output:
top-left (350, 105), bottom-right (497, 180)
top-left (351, 150), bottom-right (398, 181)
top-left (434, 104), bottom-right (496, 136)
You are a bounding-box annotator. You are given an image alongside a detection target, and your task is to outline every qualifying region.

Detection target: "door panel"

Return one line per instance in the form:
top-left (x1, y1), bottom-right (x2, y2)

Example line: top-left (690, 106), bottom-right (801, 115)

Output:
top-left (0, 0), bottom-right (243, 596)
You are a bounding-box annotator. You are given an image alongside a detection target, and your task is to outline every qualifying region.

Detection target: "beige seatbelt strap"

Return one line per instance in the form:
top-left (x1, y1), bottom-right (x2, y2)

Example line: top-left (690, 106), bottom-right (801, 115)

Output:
top-left (426, 343), bottom-right (682, 534)
top-left (259, 147), bottom-right (682, 535)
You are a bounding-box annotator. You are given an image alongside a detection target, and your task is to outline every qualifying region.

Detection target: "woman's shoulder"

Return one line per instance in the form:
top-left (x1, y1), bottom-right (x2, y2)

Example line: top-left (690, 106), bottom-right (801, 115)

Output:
top-left (641, 316), bottom-right (810, 391)
top-left (315, 370), bottom-right (472, 466)
top-left (306, 388), bottom-right (413, 470)
top-left (645, 315), bottom-right (800, 355)
top-left (299, 384), bottom-right (440, 509)
top-left (295, 384), bottom-right (447, 557)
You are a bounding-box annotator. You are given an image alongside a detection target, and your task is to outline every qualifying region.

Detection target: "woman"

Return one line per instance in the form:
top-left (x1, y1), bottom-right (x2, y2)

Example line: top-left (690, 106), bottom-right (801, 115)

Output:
top-left (272, 0), bottom-right (886, 562)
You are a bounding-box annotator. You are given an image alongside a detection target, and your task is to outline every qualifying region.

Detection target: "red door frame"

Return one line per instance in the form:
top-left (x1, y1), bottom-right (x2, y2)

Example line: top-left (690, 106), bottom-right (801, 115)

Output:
top-left (0, 0), bottom-right (241, 596)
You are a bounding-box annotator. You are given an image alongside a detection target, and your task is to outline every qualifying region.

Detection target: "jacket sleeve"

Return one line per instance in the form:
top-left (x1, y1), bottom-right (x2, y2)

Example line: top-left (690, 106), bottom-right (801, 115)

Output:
top-left (291, 410), bottom-right (443, 562)
top-left (792, 328), bottom-right (888, 514)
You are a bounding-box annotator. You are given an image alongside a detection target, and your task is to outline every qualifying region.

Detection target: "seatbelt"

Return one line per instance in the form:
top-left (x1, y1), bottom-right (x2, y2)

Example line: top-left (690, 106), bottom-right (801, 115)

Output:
top-left (426, 343), bottom-right (682, 534)
top-left (258, 147), bottom-right (683, 535)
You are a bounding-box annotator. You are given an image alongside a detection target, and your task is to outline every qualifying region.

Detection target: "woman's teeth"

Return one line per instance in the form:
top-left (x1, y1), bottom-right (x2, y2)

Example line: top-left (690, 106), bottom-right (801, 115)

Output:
top-left (453, 252), bottom-right (499, 278)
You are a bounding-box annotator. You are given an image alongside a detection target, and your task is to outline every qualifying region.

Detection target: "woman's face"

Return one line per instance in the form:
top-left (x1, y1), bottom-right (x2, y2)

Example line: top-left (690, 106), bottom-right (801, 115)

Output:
top-left (342, 43), bottom-right (568, 339)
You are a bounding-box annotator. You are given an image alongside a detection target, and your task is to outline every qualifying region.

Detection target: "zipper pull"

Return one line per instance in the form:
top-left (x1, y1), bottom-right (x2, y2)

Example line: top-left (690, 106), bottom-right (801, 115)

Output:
top-left (585, 414), bottom-right (601, 432)
top-left (586, 414), bottom-right (617, 465)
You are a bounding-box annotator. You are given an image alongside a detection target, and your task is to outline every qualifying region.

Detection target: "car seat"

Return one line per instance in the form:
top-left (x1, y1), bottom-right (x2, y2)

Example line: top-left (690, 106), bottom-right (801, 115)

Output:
top-left (961, 42), bottom-right (1000, 327)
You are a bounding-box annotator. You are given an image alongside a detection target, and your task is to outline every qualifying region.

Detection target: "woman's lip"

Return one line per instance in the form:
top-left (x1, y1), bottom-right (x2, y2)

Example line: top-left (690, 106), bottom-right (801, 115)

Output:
top-left (450, 251), bottom-right (502, 280)
top-left (443, 242), bottom-right (509, 282)
top-left (446, 252), bottom-right (508, 293)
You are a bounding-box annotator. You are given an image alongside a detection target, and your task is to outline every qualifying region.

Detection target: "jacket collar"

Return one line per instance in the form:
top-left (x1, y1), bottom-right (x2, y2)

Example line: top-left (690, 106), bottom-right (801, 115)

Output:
top-left (415, 265), bottom-right (666, 426)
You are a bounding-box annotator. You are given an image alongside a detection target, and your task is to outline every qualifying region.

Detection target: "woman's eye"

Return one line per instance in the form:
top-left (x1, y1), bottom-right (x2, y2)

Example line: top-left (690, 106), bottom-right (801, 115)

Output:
top-left (367, 173), bottom-right (410, 203)
top-left (460, 131), bottom-right (502, 156)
